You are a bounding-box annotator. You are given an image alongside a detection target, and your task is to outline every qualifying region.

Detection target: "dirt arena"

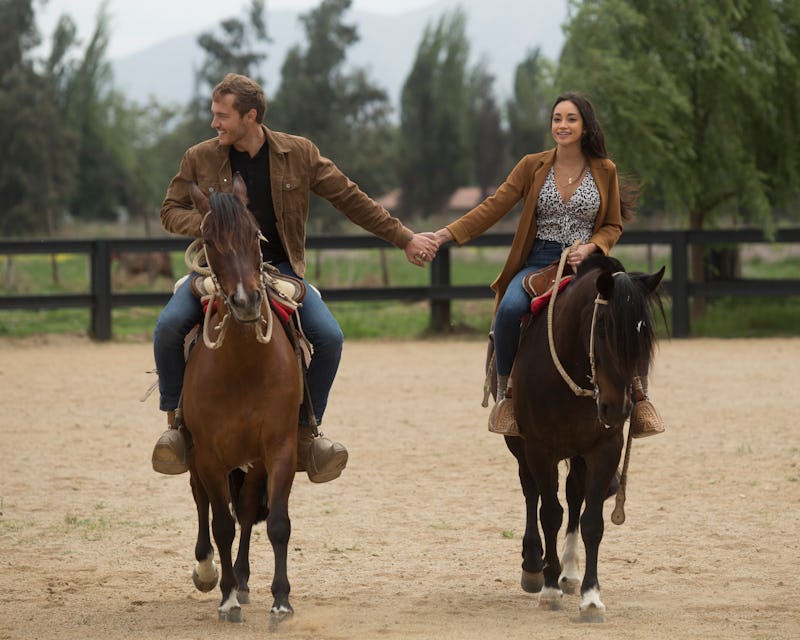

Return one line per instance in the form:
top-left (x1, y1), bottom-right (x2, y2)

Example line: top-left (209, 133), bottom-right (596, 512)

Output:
top-left (1, 335), bottom-right (798, 640)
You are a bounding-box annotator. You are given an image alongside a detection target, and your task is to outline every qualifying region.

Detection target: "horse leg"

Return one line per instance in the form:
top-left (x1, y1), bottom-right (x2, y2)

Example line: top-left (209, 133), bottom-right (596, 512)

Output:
top-left (231, 466), bottom-right (268, 605)
top-left (578, 443), bottom-right (623, 623)
top-left (527, 452), bottom-right (563, 611)
top-left (505, 436), bottom-right (543, 593)
top-left (204, 474), bottom-right (242, 623)
top-left (560, 457), bottom-right (585, 595)
top-left (264, 440), bottom-right (295, 621)
top-left (190, 471), bottom-right (218, 592)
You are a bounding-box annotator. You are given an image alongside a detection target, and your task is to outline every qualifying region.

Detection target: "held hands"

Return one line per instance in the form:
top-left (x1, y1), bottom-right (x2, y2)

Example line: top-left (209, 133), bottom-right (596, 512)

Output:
top-left (404, 232), bottom-right (440, 267)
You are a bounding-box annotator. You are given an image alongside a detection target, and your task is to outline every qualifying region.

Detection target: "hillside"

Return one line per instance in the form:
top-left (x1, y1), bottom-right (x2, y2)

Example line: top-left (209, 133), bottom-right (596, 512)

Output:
top-left (112, 0), bottom-right (567, 111)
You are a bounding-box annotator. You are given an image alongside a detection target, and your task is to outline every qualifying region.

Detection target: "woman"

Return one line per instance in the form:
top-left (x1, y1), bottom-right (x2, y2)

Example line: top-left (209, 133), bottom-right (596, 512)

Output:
top-left (432, 92), bottom-right (662, 438)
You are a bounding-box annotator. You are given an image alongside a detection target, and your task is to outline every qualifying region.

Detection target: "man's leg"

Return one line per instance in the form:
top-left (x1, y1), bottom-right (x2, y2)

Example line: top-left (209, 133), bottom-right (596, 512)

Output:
top-left (275, 263), bottom-right (348, 482)
top-left (151, 276), bottom-right (202, 474)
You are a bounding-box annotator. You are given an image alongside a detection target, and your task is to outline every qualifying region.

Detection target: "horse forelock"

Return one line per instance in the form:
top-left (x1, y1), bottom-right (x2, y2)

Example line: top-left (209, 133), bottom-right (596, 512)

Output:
top-left (205, 192), bottom-right (259, 253)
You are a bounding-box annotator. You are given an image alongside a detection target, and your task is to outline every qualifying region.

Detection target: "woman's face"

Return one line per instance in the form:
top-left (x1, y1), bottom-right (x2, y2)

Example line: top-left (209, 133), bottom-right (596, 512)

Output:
top-left (551, 100), bottom-right (584, 149)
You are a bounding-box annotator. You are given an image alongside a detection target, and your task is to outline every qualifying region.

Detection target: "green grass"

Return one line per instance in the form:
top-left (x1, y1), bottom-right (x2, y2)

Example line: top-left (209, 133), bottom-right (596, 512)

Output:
top-left (1, 246), bottom-right (798, 339)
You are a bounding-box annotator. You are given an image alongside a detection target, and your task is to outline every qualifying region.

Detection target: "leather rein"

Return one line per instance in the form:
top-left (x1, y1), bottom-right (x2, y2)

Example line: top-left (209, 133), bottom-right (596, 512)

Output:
top-left (546, 242), bottom-right (608, 400)
top-left (184, 232), bottom-right (274, 350)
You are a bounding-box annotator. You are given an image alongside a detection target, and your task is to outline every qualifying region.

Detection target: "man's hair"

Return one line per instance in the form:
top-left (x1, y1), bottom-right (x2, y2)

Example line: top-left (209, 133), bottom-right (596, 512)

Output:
top-left (212, 73), bottom-right (267, 123)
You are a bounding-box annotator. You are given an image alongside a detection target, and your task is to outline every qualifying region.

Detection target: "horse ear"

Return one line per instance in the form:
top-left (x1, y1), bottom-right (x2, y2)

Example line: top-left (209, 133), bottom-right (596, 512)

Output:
top-left (232, 174), bottom-right (249, 205)
top-left (596, 270), bottom-right (615, 299)
top-left (189, 183), bottom-right (210, 214)
top-left (640, 266), bottom-right (666, 294)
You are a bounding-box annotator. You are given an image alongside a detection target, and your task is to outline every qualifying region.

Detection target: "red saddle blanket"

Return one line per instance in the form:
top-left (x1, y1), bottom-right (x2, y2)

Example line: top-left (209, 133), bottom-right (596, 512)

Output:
top-left (530, 276), bottom-right (573, 317)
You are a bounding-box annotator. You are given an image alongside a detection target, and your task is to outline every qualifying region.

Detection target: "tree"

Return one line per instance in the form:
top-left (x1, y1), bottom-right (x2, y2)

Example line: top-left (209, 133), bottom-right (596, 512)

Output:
top-left (557, 0), bottom-right (800, 315)
top-left (270, 0), bottom-right (396, 231)
top-left (0, 0), bottom-right (77, 237)
top-left (469, 59), bottom-right (506, 200)
top-left (506, 47), bottom-right (555, 160)
top-left (398, 8), bottom-right (473, 217)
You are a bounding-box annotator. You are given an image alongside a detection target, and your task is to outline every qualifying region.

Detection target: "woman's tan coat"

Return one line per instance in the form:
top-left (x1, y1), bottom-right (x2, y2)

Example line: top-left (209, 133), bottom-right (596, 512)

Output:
top-left (445, 148), bottom-right (623, 311)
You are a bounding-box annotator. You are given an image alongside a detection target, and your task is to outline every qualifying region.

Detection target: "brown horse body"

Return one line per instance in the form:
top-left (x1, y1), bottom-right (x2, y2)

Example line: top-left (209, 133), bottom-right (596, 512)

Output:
top-left (181, 177), bottom-right (302, 624)
top-left (505, 255), bottom-right (664, 622)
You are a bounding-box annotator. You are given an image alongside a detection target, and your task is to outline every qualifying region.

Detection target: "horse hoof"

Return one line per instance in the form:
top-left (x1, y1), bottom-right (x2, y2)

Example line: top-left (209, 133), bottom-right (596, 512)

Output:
top-left (579, 604), bottom-right (605, 623)
top-left (538, 587), bottom-right (564, 611)
top-left (559, 577), bottom-right (580, 595)
top-left (521, 570), bottom-right (544, 593)
top-left (218, 605), bottom-right (243, 623)
top-left (192, 565), bottom-right (219, 592)
top-left (237, 589), bottom-right (249, 605)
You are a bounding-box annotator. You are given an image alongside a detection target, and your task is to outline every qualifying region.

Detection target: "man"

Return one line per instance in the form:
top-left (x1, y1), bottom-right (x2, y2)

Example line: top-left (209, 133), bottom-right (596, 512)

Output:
top-left (151, 73), bottom-right (438, 482)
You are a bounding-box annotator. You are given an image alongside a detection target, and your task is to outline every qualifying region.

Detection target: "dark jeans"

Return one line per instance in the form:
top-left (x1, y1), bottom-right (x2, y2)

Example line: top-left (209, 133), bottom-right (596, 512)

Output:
top-left (153, 261), bottom-right (343, 426)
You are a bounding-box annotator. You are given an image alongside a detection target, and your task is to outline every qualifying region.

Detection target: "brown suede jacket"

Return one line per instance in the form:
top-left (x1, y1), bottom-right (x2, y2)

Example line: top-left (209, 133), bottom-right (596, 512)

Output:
top-left (445, 148), bottom-right (623, 310)
top-left (160, 125), bottom-right (414, 278)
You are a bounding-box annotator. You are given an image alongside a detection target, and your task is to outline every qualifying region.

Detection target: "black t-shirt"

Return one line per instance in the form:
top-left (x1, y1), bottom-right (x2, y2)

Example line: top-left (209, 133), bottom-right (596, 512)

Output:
top-left (229, 142), bottom-right (288, 264)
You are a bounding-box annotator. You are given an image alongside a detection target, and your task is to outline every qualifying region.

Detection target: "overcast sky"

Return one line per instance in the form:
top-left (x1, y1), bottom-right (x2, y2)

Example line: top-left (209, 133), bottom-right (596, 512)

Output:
top-left (36, 0), bottom-right (441, 59)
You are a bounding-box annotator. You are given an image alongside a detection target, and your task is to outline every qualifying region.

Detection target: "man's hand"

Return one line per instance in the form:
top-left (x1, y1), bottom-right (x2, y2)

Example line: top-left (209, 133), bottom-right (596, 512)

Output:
top-left (404, 232), bottom-right (439, 267)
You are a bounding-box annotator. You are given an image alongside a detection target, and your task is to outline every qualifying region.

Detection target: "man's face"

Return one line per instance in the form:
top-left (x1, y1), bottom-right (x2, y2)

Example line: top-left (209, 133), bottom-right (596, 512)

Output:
top-left (210, 93), bottom-right (254, 147)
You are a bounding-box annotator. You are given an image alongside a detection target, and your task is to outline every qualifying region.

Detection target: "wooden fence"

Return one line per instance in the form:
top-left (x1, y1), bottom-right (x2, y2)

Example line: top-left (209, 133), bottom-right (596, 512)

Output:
top-left (1, 228), bottom-right (799, 339)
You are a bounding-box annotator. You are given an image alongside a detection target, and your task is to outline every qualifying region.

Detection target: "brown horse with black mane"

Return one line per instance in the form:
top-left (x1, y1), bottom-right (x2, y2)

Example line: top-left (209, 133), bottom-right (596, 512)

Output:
top-left (504, 253), bottom-right (665, 622)
top-left (180, 176), bottom-right (302, 625)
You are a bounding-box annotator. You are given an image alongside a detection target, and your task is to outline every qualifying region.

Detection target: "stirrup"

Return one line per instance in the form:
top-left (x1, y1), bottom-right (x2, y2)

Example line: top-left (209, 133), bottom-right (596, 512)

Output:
top-left (306, 435), bottom-right (348, 483)
top-left (630, 399), bottom-right (665, 438)
top-left (488, 398), bottom-right (521, 437)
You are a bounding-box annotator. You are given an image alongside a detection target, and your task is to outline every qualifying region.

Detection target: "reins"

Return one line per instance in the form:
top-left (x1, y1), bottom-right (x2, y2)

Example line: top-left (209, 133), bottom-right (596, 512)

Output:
top-left (546, 242), bottom-right (607, 399)
top-left (185, 231), bottom-right (274, 351)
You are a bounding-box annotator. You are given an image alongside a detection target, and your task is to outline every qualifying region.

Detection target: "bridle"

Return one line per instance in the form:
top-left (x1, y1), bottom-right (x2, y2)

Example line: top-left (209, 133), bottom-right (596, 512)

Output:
top-left (185, 220), bottom-right (274, 350)
top-left (546, 243), bottom-right (609, 401)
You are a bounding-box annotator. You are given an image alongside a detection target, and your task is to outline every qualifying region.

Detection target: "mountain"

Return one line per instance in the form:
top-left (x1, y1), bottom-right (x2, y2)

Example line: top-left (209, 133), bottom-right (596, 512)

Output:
top-left (111, 0), bottom-right (566, 112)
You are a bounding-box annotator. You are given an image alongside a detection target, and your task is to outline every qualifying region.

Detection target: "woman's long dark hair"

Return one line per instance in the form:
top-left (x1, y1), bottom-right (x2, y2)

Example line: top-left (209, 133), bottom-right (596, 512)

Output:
top-left (551, 91), bottom-right (639, 222)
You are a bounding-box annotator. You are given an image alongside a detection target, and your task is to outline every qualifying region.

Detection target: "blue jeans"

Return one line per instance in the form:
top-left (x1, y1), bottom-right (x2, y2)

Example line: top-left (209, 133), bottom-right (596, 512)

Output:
top-left (494, 239), bottom-right (566, 377)
top-left (153, 261), bottom-right (344, 427)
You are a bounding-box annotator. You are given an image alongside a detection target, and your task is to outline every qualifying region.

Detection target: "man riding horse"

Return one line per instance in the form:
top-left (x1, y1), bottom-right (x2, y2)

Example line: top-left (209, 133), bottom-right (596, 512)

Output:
top-left (151, 73), bottom-right (438, 481)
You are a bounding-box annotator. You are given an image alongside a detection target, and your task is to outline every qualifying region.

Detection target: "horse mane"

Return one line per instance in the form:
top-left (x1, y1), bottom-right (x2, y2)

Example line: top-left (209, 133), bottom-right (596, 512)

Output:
top-left (574, 255), bottom-right (663, 382)
top-left (204, 191), bottom-right (259, 253)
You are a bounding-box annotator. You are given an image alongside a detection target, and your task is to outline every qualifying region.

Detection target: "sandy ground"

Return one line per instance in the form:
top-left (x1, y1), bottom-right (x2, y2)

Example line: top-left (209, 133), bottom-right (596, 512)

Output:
top-left (1, 335), bottom-right (799, 640)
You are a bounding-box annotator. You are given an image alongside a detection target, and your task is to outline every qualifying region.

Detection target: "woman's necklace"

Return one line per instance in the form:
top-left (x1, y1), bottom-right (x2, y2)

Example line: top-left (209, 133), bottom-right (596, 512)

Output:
top-left (557, 163), bottom-right (587, 186)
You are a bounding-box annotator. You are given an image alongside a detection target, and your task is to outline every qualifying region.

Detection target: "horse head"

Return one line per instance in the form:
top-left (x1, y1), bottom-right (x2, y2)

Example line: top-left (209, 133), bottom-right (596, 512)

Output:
top-left (190, 176), bottom-right (265, 324)
top-left (589, 264), bottom-right (665, 428)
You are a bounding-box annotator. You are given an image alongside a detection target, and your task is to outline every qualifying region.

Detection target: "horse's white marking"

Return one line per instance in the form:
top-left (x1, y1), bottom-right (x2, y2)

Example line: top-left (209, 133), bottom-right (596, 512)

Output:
top-left (539, 586), bottom-right (563, 604)
top-left (218, 589), bottom-right (240, 613)
top-left (579, 587), bottom-right (605, 613)
top-left (195, 551), bottom-right (217, 584)
top-left (560, 531), bottom-right (581, 584)
top-left (236, 282), bottom-right (246, 304)
top-left (271, 604), bottom-right (292, 615)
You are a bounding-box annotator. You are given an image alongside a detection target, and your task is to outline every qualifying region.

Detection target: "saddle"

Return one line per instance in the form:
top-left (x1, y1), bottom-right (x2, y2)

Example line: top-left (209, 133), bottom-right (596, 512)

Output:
top-left (522, 259), bottom-right (575, 298)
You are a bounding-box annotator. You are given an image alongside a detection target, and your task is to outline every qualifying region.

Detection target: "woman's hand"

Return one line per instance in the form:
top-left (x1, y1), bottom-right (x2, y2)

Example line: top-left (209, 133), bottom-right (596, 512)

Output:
top-left (568, 242), bottom-right (597, 268)
top-left (404, 232), bottom-right (439, 267)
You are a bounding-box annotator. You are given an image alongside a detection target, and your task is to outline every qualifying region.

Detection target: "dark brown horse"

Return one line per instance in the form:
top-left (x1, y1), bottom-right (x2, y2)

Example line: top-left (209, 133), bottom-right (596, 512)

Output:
top-left (181, 176), bottom-right (302, 625)
top-left (505, 254), bottom-right (664, 622)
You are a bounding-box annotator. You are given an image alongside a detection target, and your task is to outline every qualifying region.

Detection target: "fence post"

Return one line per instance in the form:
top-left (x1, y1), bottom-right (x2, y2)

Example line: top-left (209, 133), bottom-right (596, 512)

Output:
top-left (430, 247), bottom-right (452, 332)
top-left (671, 233), bottom-right (690, 337)
top-left (90, 239), bottom-right (112, 341)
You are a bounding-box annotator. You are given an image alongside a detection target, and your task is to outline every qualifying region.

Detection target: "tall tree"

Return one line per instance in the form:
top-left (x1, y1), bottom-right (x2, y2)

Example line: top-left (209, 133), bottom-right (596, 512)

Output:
top-left (398, 8), bottom-right (473, 217)
top-left (469, 59), bottom-right (506, 200)
top-left (270, 0), bottom-right (395, 231)
top-left (558, 0), bottom-right (800, 314)
top-left (506, 47), bottom-right (555, 160)
top-left (0, 0), bottom-right (77, 236)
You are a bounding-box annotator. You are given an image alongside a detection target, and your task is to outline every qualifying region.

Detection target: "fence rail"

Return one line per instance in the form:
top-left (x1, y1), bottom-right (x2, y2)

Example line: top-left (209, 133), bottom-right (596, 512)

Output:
top-left (1, 228), bottom-right (799, 339)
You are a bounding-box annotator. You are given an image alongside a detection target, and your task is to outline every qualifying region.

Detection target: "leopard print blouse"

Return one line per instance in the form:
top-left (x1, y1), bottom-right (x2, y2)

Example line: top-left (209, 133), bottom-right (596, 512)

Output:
top-left (535, 167), bottom-right (601, 246)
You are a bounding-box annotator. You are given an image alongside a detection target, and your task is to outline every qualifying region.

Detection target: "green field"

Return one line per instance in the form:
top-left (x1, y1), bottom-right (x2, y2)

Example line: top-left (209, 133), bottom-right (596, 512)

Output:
top-left (1, 244), bottom-right (798, 340)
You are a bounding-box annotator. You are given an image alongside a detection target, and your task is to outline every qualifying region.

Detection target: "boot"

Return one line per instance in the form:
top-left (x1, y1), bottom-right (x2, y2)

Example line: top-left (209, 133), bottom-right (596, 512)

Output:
top-left (630, 376), bottom-right (665, 438)
top-left (297, 424), bottom-right (348, 483)
top-left (488, 375), bottom-right (520, 437)
top-left (151, 409), bottom-right (188, 474)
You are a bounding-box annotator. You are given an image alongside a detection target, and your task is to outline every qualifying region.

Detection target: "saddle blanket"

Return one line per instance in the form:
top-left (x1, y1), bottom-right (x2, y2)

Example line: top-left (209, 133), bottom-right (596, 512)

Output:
top-left (530, 276), bottom-right (573, 317)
